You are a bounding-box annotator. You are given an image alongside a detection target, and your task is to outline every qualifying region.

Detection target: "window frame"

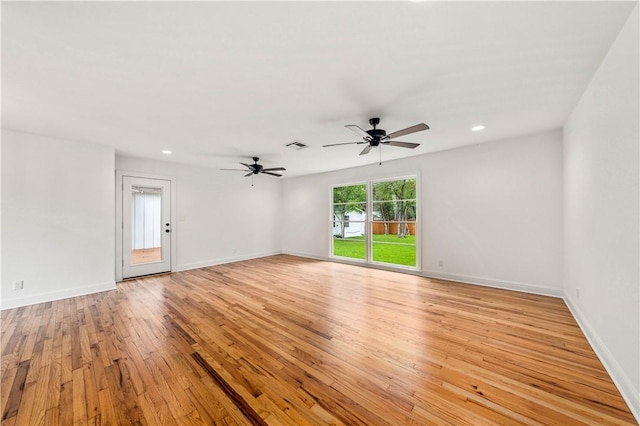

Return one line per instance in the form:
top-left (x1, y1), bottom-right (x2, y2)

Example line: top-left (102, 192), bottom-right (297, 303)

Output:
top-left (331, 181), bottom-right (368, 263)
top-left (330, 174), bottom-right (420, 271)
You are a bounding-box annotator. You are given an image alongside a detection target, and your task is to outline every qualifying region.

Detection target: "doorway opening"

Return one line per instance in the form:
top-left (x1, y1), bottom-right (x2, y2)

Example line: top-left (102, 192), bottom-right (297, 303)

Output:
top-left (116, 172), bottom-right (176, 281)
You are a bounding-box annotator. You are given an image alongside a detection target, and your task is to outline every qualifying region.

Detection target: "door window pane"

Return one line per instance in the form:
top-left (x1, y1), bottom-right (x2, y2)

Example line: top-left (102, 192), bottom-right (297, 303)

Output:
top-left (131, 186), bottom-right (162, 264)
top-left (332, 233), bottom-right (366, 260)
top-left (371, 224), bottom-right (417, 267)
top-left (332, 184), bottom-right (367, 260)
top-left (371, 178), bottom-right (417, 267)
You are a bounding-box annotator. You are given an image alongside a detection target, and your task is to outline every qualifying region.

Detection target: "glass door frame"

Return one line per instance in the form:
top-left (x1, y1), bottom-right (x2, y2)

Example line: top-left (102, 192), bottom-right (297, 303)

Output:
top-left (330, 181), bottom-right (368, 263)
top-left (115, 171), bottom-right (177, 281)
top-left (330, 173), bottom-right (420, 271)
top-left (369, 175), bottom-right (420, 270)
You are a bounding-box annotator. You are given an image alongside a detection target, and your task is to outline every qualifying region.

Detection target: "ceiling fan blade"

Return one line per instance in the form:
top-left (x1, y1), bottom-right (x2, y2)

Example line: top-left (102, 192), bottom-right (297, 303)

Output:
top-left (322, 142), bottom-right (362, 147)
top-left (386, 123), bottom-right (429, 140)
top-left (359, 145), bottom-right (373, 155)
top-left (262, 171), bottom-right (283, 177)
top-left (262, 167), bottom-right (286, 172)
top-left (220, 168), bottom-right (249, 171)
top-left (244, 172), bottom-right (254, 177)
top-left (240, 162), bottom-right (251, 168)
top-left (345, 125), bottom-right (371, 139)
top-left (386, 141), bottom-right (420, 149)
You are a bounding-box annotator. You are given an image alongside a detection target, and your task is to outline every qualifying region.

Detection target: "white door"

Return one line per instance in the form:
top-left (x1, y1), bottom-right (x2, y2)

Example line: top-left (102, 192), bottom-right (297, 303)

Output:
top-left (122, 176), bottom-right (172, 278)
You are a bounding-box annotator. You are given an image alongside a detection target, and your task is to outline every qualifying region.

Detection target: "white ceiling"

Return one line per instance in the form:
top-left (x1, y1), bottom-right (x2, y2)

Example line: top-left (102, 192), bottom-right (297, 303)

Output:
top-left (2, 1), bottom-right (636, 177)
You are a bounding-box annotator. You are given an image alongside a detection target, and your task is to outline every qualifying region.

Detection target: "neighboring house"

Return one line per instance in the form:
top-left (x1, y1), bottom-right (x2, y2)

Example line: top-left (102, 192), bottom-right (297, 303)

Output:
top-left (333, 210), bottom-right (366, 238)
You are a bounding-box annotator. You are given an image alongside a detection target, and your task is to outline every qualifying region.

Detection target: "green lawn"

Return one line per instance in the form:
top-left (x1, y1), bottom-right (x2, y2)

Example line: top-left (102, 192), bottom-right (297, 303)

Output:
top-left (333, 234), bottom-right (416, 267)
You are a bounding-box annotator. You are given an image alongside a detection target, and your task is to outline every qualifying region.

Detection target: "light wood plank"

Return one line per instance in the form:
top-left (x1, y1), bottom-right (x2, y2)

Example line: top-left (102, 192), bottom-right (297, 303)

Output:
top-left (1, 255), bottom-right (636, 425)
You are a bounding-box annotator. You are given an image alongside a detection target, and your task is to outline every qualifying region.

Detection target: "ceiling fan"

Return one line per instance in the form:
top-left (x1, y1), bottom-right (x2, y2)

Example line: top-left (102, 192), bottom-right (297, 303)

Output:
top-left (221, 157), bottom-right (286, 177)
top-left (323, 117), bottom-right (429, 156)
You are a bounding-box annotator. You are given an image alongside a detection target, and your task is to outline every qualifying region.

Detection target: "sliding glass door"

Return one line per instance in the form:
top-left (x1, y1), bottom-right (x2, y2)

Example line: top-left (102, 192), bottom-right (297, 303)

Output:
top-left (371, 178), bottom-right (417, 267)
top-left (332, 184), bottom-right (367, 261)
top-left (331, 176), bottom-right (418, 269)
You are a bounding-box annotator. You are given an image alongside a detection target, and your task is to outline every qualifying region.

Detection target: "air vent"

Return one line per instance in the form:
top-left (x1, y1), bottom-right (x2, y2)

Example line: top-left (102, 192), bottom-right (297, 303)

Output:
top-left (285, 141), bottom-right (309, 150)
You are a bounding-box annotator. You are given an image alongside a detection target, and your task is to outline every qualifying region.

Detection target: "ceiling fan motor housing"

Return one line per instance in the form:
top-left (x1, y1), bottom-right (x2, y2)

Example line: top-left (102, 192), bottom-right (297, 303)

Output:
top-left (366, 128), bottom-right (387, 146)
top-left (321, 116), bottom-right (426, 153)
top-left (367, 118), bottom-right (386, 142)
top-left (251, 157), bottom-right (263, 173)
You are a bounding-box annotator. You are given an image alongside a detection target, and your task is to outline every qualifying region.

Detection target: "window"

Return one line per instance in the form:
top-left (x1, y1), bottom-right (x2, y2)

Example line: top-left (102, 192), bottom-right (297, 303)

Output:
top-left (331, 176), bottom-right (418, 269)
top-left (371, 178), bottom-right (417, 267)
top-left (332, 184), bottom-right (366, 260)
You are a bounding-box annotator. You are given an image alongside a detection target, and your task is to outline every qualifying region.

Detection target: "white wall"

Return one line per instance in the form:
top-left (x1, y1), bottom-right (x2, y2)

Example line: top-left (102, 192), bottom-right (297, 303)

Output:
top-left (283, 130), bottom-right (564, 296)
top-left (116, 156), bottom-right (282, 271)
top-left (1, 130), bottom-right (115, 309)
top-left (563, 6), bottom-right (639, 418)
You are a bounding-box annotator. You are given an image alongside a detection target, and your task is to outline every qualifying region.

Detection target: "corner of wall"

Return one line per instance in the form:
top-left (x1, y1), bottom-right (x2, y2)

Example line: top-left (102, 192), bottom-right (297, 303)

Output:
top-left (563, 292), bottom-right (640, 420)
top-left (561, 5), bottom-right (640, 421)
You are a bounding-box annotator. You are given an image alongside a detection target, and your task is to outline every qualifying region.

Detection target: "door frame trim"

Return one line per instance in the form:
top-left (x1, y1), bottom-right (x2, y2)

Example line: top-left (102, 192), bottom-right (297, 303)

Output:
top-left (115, 170), bottom-right (177, 282)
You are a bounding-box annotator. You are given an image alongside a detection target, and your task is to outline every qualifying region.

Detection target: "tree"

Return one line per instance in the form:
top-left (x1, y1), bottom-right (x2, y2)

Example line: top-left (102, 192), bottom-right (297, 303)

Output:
top-left (392, 179), bottom-right (416, 238)
top-left (372, 181), bottom-right (396, 235)
top-left (333, 184), bottom-right (366, 238)
top-left (372, 178), bottom-right (416, 238)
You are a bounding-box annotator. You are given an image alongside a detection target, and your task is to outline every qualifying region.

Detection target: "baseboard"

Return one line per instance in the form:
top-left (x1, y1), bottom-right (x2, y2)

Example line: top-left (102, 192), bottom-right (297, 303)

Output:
top-left (0, 281), bottom-right (116, 310)
top-left (281, 250), bottom-right (328, 262)
top-left (421, 270), bottom-right (564, 298)
top-left (175, 250), bottom-right (283, 272)
top-left (283, 253), bottom-right (562, 298)
top-left (564, 296), bottom-right (640, 422)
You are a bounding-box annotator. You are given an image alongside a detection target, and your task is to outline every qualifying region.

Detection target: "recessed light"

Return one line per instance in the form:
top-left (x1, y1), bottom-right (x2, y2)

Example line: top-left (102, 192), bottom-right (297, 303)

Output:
top-left (162, 150), bottom-right (172, 154)
top-left (471, 125), bottom-right (485, 132)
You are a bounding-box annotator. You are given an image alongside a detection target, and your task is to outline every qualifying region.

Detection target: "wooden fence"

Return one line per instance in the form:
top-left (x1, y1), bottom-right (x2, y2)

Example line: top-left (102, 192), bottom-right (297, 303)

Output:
top-left (371, 222), bottom-right (416, 235)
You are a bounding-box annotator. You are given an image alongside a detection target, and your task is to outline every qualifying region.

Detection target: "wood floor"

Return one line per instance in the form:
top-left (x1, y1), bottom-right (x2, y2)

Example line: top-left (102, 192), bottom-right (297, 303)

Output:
top-left (131, 247), bottom-right (162, 265)
top-left (1, 255), bottom-right (636, 425)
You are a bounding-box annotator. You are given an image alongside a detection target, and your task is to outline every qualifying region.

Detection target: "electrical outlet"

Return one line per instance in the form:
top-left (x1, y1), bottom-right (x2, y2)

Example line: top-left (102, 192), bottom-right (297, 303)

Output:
top-left (438, 260), bottom-right (444, 267)
top-left (13, 281), bottom-right (24, 290)
top-left (576, 288), bottom-right (580, 299)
